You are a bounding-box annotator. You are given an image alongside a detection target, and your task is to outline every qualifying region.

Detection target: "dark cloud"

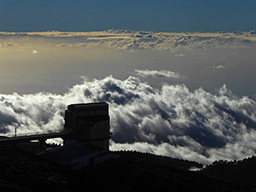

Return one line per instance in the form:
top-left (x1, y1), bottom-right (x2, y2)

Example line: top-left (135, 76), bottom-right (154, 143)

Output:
top-left (0, 110), bottom-right (17, 133)
top-left (0, 76), bottom-right (256, 164)
top-left (96, 79), bottom-right (140, 105)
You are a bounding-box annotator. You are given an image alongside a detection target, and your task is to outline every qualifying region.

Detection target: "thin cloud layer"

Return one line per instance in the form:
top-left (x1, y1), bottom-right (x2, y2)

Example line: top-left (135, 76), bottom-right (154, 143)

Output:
top-left (135, 69), bottom-right (181, 79)
top-left (1, 30), bottom-right (256, 52)
top-left (0, 76), bottom-right (256, 164)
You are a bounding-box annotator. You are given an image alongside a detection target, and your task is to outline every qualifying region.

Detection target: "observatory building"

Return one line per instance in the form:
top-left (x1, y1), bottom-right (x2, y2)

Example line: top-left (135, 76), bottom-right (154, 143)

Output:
top-left (42, 102), bottom-right (111, 170)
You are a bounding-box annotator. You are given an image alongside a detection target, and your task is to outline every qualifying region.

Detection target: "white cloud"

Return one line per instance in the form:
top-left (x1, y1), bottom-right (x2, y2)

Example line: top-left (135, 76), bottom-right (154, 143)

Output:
top-left (135, 69), bottom-right (182, 79)
top-left (212, 65), bottom-right (227, 69)
top-left (32, 50), bottom-right (38, 54)
top-left (0, 76), bottom-right (256, 164)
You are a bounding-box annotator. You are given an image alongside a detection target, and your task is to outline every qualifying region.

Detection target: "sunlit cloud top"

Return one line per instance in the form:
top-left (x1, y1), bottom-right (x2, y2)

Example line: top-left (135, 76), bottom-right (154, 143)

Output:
top-left (1, 30), bottom-right (256, 52)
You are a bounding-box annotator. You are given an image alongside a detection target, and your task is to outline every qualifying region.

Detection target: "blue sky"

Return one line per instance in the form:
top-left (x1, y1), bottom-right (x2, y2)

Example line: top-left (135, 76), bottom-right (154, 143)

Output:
top-left (0, 0), bottom-right (255, 32)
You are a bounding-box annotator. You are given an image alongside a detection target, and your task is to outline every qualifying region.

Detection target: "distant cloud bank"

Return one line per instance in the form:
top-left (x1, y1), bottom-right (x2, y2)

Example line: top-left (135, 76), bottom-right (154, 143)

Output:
top-left (1, 30), bottom-right (256, 52)
top-left (0, 76), bottom-right (256, 164)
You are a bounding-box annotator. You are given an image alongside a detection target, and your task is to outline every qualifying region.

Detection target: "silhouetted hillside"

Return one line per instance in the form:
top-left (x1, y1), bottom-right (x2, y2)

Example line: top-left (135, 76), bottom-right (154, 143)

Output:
top-left (0, 144), bottom-right (256, 192)
top-left (202, 156), bottom-right (256, 185)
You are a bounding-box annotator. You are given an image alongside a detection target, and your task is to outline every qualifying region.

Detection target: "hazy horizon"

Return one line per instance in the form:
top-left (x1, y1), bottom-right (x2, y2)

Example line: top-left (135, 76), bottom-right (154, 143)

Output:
top-left (0, 30), bottom-right (255, 98)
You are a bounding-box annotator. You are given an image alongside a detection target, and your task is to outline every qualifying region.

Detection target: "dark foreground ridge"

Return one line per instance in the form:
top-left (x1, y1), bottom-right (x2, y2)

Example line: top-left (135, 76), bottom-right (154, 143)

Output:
top-left (0, 144), bottom-right (256, 192)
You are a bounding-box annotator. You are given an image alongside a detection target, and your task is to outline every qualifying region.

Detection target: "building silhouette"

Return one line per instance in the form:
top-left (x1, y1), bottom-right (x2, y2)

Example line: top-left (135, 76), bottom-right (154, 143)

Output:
top-left (42, 102), bottom-right (111, 170)
top-left (0, 102), bottom-right (111, 170)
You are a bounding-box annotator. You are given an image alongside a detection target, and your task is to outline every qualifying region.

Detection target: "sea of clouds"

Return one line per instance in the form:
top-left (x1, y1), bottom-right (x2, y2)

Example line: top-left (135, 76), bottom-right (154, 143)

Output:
top-left (1, 76), bottom-right (256, 164)
top-left (1, 30), bottom-right (256, 164)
